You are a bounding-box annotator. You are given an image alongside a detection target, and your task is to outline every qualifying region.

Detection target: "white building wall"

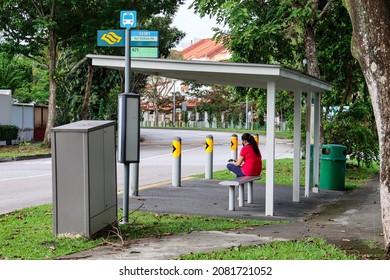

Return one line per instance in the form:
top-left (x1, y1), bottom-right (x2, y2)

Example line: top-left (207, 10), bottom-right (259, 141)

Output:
top-left (11, 104), bottom-right (34, 142)
top-left (0, 90), bottom-right (12, 125)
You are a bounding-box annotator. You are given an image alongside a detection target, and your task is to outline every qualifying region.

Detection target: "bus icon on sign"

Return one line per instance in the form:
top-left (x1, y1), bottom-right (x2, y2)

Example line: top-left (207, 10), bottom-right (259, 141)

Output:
top-left (123, 12), bottom-right (134, 25)
top-left (120, 10), bottom-right (137, 28)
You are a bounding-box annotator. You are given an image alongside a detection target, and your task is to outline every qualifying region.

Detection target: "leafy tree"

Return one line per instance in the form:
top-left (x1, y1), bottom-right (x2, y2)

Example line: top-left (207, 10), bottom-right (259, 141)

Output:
top-left (343, 0), bottom-right (390, 256)
top-left (197, 85), bottom-right (233, 128)
top-left (323, 99), bottom-right (379, 167)
top-left (141, 76), bottom-right (176, 126)
top-left (0, 53), bottom-right (32, 97)
top-left (315, 1), bottom-right (378, 164)
top-left (0, 0), bottom-right (184, 145)
top-left (192, 0), bottom-right (378, 157)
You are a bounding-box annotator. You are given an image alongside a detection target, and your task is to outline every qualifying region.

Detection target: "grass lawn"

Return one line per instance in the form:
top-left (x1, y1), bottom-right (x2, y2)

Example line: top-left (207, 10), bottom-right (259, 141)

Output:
top-left (0, 142), bottom-right (51, 158)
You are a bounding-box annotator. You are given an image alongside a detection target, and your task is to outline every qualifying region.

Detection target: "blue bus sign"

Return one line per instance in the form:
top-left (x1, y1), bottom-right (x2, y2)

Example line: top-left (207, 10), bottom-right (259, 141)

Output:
top-left (120, 10), bottom-right (137, 29)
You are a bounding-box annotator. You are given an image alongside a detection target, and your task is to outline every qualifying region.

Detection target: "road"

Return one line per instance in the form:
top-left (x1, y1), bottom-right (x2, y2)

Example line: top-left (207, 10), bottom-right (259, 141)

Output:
top-left (0, 129), bottom-right (293, 215)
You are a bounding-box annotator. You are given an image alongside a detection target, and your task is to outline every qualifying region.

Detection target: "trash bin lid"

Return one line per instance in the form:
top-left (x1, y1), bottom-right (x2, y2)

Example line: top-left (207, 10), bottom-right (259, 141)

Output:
top-left (321, 144), bottom-right (347, 160)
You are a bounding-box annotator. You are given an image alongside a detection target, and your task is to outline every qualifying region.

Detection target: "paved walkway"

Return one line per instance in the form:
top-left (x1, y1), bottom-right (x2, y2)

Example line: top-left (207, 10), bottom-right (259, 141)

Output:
top-left (60, 174), bottom-right (385, 260)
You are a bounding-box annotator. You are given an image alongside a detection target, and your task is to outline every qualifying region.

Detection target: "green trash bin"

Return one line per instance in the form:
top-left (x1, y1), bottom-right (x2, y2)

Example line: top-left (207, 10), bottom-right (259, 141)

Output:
top-left (320, 144), bottom-right (347, 190)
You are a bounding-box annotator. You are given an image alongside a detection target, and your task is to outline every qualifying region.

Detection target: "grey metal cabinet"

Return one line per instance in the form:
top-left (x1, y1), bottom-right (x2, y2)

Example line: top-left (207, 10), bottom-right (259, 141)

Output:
top-left (51, 120), bottom-right (117, 238)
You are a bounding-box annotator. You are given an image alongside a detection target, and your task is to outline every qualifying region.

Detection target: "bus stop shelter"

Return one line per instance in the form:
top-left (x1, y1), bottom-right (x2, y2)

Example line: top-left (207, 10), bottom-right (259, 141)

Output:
top-left (86, 55), bottom-right (332, 216)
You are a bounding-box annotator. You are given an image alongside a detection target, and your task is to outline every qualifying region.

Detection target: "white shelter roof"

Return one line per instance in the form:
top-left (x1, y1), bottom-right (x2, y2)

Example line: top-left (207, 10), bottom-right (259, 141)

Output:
top-left (86, 55), bottom-right (332, 93)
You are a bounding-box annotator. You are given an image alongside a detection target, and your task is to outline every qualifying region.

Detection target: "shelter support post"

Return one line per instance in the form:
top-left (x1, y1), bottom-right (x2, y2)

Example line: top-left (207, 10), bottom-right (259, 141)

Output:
top-left (293, 91), bottom-right (302, 202)
top-left (313, 92), bottom-right (321, 193)
top-left (304, 92), bottom-right (312, 197)
top-left (265, 81), bottom-right (276, 216)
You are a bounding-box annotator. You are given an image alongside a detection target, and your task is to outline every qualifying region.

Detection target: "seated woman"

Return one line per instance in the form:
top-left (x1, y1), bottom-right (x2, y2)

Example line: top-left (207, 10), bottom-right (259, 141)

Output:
top-left (227, 133), bottom-right (262, 177)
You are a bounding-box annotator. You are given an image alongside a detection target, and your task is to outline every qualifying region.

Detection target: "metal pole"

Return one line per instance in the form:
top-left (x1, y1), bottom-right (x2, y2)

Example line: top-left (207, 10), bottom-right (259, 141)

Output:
top-left (130, 164), bottom-right (139, 196)
top-left (123, 163), bottom-right (129, 223)
top-left (124, 29), bottom-right (131, 93)
top-left (122, 28), bottom-right (131, 224)
top-left (230, 134), bottom-right (238, 160)
top-left (173, 80), bottom-right (176, 127)
top-left (172, 137), bottom-right (181, 187)
top-left (205, 135), bottom-right (213, 179)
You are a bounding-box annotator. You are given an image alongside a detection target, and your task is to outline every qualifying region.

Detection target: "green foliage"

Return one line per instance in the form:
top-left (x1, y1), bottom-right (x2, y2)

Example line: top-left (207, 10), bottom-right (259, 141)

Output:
top-left (323, 100), bottom-right (379, 167)
top-left (0, 53), bottom-right (32, 94)
top-left (0, 125), bottom-right (19, 144)
top-left (0, 0), bottom-right (185, 137)
top-left (55, 58), bottom-right (122, 124)
top-left (192, 0), bottom-right (378, 165)
top-left (0, 1), bottom-right (184, 57)
top-left (195, 85), bottom-right (234, 127)
top-left (193, 0), bottom-right (296, 64)
top-left (0, 52), bottom-right (50, 105)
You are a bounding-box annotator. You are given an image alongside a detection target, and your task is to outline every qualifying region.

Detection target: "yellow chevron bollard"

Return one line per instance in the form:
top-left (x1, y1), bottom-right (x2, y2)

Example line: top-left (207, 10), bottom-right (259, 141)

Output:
top-left (230, 134), bottom-right (238, 160)
top-left (172, 137), bottom-right (181, 187)
top-left (205, 135), bottom-right (213, 179)
top-left (253, 133), bottom-right (259, 145)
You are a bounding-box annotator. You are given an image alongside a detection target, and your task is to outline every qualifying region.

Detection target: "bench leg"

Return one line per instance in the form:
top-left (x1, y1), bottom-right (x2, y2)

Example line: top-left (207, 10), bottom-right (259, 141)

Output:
top-left (238, 184), bottom-right (244, 207)
top-left (228, 185), bottom-right (235, 211)
top-left (247, 182), bottom-right (253, 204)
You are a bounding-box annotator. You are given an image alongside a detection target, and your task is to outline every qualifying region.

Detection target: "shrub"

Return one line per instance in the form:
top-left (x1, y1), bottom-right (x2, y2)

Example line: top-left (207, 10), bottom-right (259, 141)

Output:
top-left (0, 125), bottom-right (19, 145)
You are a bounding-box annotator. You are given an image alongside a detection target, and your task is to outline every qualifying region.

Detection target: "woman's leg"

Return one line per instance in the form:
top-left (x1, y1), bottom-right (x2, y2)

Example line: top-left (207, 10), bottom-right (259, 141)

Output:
top-left (226, 163), bottom-right (245, 177)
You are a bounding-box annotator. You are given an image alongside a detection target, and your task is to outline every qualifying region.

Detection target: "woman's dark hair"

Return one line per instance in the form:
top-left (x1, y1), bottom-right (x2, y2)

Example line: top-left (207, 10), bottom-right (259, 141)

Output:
top-left (241, 133), bottom-right (260, 156)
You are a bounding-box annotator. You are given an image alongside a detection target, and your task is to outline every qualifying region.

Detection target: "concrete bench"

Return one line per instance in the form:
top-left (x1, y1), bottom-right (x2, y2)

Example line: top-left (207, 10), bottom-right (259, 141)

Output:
top-left (219, 176), bottom-right (261, 211)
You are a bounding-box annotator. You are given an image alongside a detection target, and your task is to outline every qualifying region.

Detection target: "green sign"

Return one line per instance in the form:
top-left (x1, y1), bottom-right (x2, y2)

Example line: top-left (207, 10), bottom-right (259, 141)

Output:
top-left (97, 30), bottom-right (125, 47)
top-left (131, 47), bottom-right (159, 58)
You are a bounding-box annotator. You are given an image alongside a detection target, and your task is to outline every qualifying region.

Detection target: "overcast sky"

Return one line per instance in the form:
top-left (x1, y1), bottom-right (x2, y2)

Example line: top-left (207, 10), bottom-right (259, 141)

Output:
top-left (172, 1), bottom-right (221, 45)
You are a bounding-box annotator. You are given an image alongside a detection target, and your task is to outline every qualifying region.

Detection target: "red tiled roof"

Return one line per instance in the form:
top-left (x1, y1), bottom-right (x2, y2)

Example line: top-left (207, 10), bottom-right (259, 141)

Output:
top-left (181, 38), bottom-right (230, 61)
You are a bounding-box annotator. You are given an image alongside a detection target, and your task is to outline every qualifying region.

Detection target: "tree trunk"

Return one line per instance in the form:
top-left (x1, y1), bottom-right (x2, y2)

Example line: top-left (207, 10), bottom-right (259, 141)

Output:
top-left (304, 23), bottom-right (326, 147)
top-left (154, 105), bottom-right (158, 127)
top-left (343, 0), bottom-right (390, 256)
top-left (304, 24), bottom-right (321, 79)
top-left (81, 63), bottom-right (94, 120)
top-left (43, 32), bottom-right (57, 147)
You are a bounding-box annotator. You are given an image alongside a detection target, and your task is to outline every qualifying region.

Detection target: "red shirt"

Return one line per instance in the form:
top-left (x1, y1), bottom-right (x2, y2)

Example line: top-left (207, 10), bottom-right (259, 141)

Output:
top-left (239, 145), bottom-right (262, 176)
